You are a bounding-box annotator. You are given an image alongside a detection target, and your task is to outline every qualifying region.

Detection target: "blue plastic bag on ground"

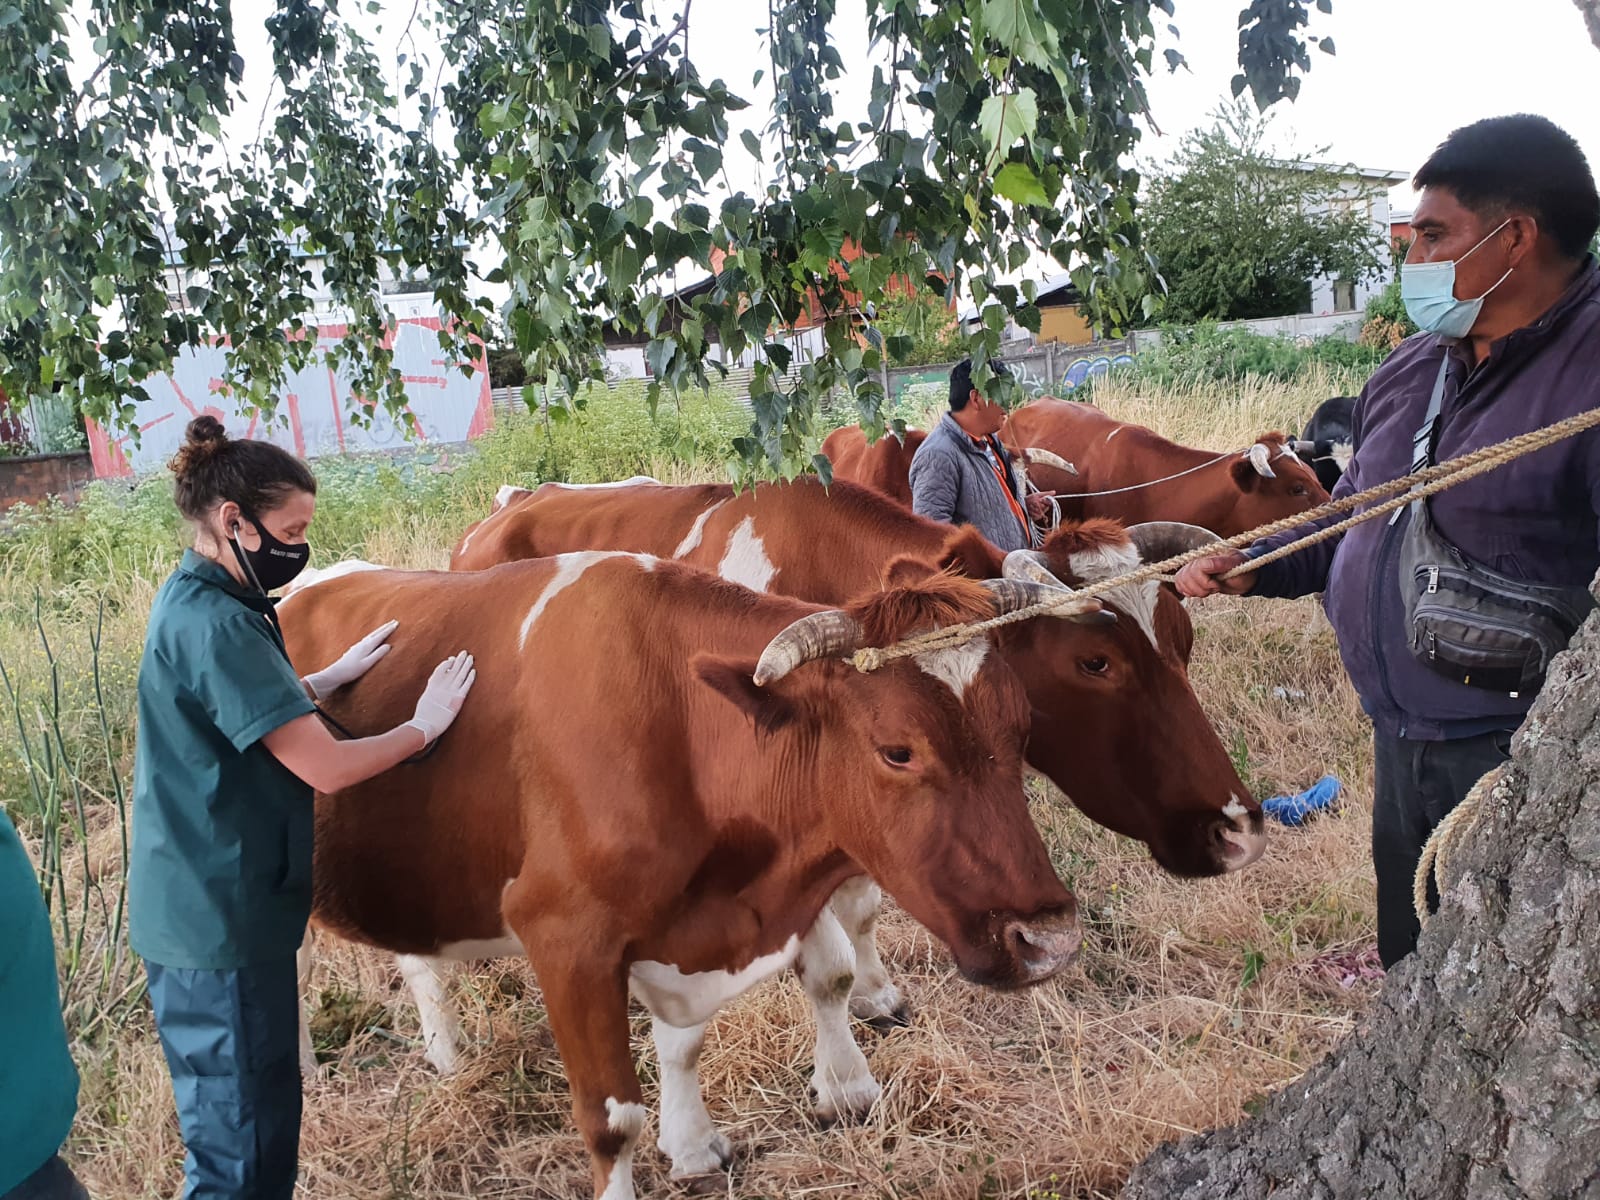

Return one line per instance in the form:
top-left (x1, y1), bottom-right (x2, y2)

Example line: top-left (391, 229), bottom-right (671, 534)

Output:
top-left (1262, 774), bottom-right (1343, 827)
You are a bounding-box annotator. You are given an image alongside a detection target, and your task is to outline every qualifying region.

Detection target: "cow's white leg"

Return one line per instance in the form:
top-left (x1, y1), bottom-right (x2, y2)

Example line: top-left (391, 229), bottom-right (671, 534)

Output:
top-left (598, 1098), bottom-right (646, 1200)
top-left (651, 1018), bottom-right (733, 1180)
top-left (395, 953), bottom-right (463, 1075)
top-left (828, 877), bottom-right (909, 1027)
top-left (296, 933), bottom-right (321, 1081)
top-left (796, 906), bottom-right (881, 1124)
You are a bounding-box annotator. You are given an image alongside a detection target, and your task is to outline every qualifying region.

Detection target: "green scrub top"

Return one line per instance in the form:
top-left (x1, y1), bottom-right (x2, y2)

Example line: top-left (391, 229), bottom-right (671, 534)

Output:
top-left (0, 808), bottom-right (80, 1193)
top-left (128, 550), bottom-right (318, 970)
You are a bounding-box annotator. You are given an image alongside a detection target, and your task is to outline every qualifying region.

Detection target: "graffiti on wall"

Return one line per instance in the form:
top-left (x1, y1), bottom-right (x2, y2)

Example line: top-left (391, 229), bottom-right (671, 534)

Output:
top-left (86, 318), bottom-right (492, 478)
top-left (887, 342), bottom-right (1137, 408)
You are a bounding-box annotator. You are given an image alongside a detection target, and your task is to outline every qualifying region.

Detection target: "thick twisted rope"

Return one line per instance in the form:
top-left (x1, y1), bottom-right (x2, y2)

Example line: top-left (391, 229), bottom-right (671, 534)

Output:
top-left (850, 403), bottom-right (1600, 672)
top-left (1414, 763), bottom-right (1506, 924)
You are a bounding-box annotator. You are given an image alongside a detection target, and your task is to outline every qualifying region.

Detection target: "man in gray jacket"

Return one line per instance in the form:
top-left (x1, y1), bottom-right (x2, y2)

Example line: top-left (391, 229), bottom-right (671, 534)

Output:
top-left (909, 357), bottom-right (1053, 552)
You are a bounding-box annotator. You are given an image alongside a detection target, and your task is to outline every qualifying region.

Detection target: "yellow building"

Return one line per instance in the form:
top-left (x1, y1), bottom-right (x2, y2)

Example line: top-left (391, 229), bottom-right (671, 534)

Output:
top-left (1034, 273), bottom-right (1094, 345)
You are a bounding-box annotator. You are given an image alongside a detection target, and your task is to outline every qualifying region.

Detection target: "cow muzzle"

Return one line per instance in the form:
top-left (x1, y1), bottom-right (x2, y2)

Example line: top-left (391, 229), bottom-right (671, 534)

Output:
top-left (955, 903), bottom-right (1081, 989)
top-left (1002, 913), bottom-right (1083, 982)
top-left (1214, 804), bottom-right (1267, 871)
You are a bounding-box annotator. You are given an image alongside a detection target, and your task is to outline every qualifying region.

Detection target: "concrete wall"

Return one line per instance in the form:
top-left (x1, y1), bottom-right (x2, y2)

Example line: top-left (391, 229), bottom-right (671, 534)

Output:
top-left (0, 451), bottom-right (95, 512)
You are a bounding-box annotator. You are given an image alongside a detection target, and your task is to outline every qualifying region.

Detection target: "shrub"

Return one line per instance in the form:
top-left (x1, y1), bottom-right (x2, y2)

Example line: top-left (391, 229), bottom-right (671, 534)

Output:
top-left (1359, 278), bottom-right (1417, 350)
top-left (1104, 323), bottom-right (1389, 393)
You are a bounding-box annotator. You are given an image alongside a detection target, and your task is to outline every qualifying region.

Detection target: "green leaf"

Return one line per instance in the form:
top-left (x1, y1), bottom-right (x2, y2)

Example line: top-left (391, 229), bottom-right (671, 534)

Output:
top-left (739, 129), bottom-right (763, 159)
top-left (993, 162), bottom-right (1048, 207)
top-left (980, 0), bottom-right (1056, 70)
top-left (978, 88), bottom-right (1038, 173)
top-left (1240, 948), bottom-right (1266, 989)
top-left (646, 337), bottom-right (676, 380)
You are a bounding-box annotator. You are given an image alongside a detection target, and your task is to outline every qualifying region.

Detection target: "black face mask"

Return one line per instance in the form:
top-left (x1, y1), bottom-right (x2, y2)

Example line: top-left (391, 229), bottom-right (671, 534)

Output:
top-left (228, 506), bottom-right (310, 594)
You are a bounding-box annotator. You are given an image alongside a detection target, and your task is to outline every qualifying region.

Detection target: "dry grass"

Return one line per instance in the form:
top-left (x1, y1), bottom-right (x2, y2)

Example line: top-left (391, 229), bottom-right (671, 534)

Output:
top-left (49, 377), bottom-right (1380, 1199)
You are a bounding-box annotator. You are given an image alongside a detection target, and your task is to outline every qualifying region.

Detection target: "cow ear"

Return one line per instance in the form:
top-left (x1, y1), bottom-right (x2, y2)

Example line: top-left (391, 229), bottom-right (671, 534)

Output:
top-left (937, 526), bottom-right (1006, 580)
top-left (1229, 457), bottom-right (1262, 493)
top-left (694, 655), bottom-right (795, 732)
top-left (882, 554), bottom-right (937, 588)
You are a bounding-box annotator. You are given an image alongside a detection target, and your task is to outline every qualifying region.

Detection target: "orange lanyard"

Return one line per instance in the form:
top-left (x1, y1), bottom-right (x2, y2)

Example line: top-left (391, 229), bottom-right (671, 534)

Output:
top-left (975, 436), bottom-right (1030, 538)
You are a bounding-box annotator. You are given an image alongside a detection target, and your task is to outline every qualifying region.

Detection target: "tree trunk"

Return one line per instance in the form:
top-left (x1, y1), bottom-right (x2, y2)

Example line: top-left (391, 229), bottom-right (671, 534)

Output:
top-left (1124, 572), bottom-right (1600, 1200)
top-left (1577, 0), bottom-right (1600, 52)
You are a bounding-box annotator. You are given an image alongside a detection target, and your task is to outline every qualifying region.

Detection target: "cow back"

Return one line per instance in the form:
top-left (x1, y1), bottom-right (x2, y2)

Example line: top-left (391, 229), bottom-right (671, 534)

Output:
top-left (821, 425), bottom-right (926, 507)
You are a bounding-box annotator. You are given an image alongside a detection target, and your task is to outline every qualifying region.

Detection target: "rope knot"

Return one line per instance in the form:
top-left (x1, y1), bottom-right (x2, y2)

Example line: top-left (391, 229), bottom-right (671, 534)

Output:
top-left (851, 646), bottom-right (886, 673)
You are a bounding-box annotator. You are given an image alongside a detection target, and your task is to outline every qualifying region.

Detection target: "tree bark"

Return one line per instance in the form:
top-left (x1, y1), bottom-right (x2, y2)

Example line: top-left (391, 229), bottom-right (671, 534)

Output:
top-left (1124, 572), bottom-right (1600, 1200)
top-left (1577, 0), bottom-right (1600, 52)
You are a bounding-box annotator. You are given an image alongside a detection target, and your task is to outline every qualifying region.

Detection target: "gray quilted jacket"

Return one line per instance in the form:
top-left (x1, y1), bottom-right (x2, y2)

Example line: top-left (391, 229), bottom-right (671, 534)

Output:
top-left (907, 413), bottom-right (1034, 552)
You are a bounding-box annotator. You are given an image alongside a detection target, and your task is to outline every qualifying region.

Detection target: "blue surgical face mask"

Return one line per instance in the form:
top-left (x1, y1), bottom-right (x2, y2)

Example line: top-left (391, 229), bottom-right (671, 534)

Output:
top-left (1400, 219), bottom-right (1513, 338)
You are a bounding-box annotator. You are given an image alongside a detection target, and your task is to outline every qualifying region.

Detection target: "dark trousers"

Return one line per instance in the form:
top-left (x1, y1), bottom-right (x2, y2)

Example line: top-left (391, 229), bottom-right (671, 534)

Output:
top-left (1372, 729), bottom-right (1512, 969)
top-left (1, 1157), bottom-right (89, 1200)
top-left (145, 958), bottom-right (302, 1200)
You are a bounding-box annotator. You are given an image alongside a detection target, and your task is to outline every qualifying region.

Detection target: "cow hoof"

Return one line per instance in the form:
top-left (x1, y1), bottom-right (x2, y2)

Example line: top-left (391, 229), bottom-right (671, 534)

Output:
top-left (848, 987), bottom-right (908, 1027)
top-left (424, 1049), bottom-right (462, 1076)
top-left (863, 1000), bottom-right (913, 1033)
top-left (662, 1130), bottom-right (734, 1181)
top-left (810, 1073), bottom-right (881, 1127)
top-left (675, 1171), bottom-right (731, 1196)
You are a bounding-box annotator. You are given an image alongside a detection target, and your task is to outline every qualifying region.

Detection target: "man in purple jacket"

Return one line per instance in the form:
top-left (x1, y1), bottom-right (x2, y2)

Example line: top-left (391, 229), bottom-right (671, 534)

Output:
top-left (1178, 114), bottom-right (1600, 969)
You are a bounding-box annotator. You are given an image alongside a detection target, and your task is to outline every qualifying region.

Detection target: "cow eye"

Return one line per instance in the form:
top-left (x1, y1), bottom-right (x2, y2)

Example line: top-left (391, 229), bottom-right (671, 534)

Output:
top-left (1291, 484), bottom-right (1308, 497)
top-left (1080, 656), bottom-right (1110, 676)
top-left (880, 746), bottom-right (914, 767)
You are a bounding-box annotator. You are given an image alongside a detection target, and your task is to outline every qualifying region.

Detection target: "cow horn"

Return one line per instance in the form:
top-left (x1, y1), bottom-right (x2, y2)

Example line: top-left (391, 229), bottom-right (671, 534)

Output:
top-left (983, 578), bottom-right (1113, 625)
top-left (1125, 521), bottom-right (1224, 565)
top-left (1002, 548), bottom-right (1066, 587)
top-left (1246, 442), bottom-right (1276, 478)
top-left (753, 610), bottom-right (866, 686)
top-left (998, 552), bottom-right (1117, 625)
top-left (1022, 447), bottom-right (1079, 476)
top-left (1292, 439), bottom-right (1317, 457)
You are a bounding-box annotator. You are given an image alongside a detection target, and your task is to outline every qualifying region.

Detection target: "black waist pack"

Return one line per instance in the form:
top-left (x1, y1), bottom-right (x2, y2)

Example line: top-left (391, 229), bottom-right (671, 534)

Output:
top-left (1398, 501), bottom-right (1594, 695)
top-left (1395, 356), bottom-right (1595, 696)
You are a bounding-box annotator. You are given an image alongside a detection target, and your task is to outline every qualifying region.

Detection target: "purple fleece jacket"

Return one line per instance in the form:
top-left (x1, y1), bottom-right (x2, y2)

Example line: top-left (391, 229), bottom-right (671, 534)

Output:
top-left (1247, 258), bottom-right (1600, 740)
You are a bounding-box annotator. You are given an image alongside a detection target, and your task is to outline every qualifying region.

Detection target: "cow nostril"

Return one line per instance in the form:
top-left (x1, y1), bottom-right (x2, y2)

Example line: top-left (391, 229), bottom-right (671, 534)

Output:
top-left (1002, 916), bottom-right (1082, 977)
top-left (1214, 816), bottom-right (1267, 870)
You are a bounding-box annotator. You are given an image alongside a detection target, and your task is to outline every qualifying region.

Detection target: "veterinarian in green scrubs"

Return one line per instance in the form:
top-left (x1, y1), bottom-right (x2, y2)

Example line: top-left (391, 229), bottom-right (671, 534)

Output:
top-left (130, 415), bottom-right (476, 1199)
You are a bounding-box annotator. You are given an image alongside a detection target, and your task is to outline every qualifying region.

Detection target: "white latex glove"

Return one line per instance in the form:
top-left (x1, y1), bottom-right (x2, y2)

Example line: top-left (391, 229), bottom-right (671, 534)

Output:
top-left (303, 620), bottom-right (399, 700)
top-left (405, 651), bottom-right (476, 745)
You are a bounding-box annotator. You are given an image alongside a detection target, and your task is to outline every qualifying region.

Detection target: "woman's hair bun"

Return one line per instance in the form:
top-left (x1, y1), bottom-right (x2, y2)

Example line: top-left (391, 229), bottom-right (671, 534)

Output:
top-left (168, 415), bottom-right (229, 480)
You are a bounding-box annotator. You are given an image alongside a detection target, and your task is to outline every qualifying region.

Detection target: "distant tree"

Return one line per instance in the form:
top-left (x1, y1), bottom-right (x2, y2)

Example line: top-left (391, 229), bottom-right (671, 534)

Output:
top-left (1140, 101), bottom-right (1387, 324)
top-left (868, 289), bottom-right (967, 367)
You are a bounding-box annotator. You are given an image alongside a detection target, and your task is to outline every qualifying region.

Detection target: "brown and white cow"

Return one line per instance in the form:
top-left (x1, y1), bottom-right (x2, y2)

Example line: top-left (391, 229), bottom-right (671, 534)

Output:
top-left (820, 422), bottom-right (1075, 508)
top-left (282, 556), bottom-right (1082, 1196)
top-left (452, 478), bottom-right (1259, 870)
top-left (820, 425), bottom-right (928, 505)
top-left (1000, 397), bottom-right (1329, 536)
top-left (425, 479), bottom-right (1264, 1135)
